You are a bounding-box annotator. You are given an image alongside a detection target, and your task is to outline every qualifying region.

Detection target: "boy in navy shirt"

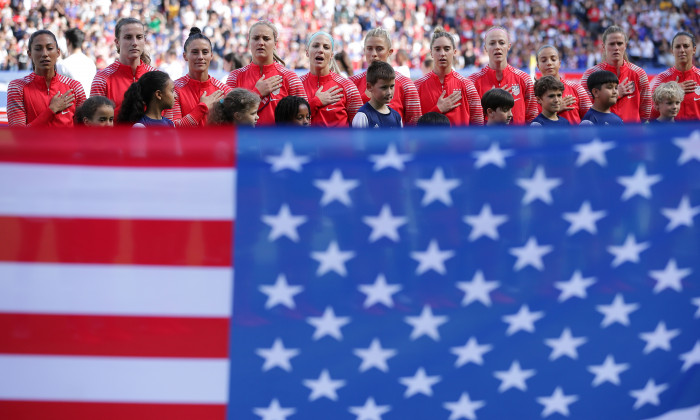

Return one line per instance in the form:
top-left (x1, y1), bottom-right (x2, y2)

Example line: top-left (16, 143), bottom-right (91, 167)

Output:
top-left (481, 88), bottom-right (514, 125)
top-left (530, 76), bottom-right (570, 126)
top-left (580, 70), bottom-right (624, 126)
top-left (352, 61), bottom-right (403, 128)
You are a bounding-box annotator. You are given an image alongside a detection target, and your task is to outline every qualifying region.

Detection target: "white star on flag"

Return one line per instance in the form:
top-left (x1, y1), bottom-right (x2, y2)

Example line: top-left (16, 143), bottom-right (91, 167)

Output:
top-left (456, 270), bottom-right (500, 306)
top-left (596, 294), bottom-right (640, 327)
top-left (405, 305), bottom-right (449, 341)
top-left (587, 355), bottom-right (630, 386)
top-left (607, 234), bottom-right (650, 267)
top-left (411, 239), bottom-right (455, 275)
top-left (473, 142), bottom-right (513, 168)
top-left (398, 367), bottom-right (442, 398)
top-left (261, 204), bottom-right (307, 242)
top-left (617, 164), bottom-right (662, 201)
top-left (680, 341), bottom-right (700, 372)
top-left (415, 167), bottom-right (461, 206)
top-left (661, 195), bottom-right (700, 231)
top-left (265, 143), bottom-right (310, 172)
top-left (311, 241), bottom-right (355, 276)
top-left (629, 379), bottom-right (668, 409)
top-left (358, 274), bottom-right (402, 308)
top-left (349, 397), bottom-right (391, 420)
top-left (363, 204), bottom-right (407, 242)
top-left (574, 137), bottom-right (615, 166)
top-left (694, 298), bottom-right (700, 318)
top-left (451, 337), bottom-right (493, 367)
top-left (307, 306), bottom-right (351, 340)
top-left (649, 259), bottom-right (691, 293)
top-left (369, 143), bottom-right (412, 171)
top-left (673, 130), bottom-right (700, 165)
top-left (463, 204), bottom-right (508, 240)
top-left (253, 399), bottom-right (296, 420)
top-left (545, 328), bottom-right (588, 360)
top-left (555, 270), bottom-right (596, 302)
top-left (256, 338), bottom-right (300, 372)
top-left (509, 236), bottom-right (553, 271)
top-left (562, 201), bottom-right (607, 235)
top-left (314, 169), bottom-right (359, 206)
top-left (443, 392), bottom-right (486, 420)
top-left (516, 165), bottom-right (562, 205)
top-left (502, 304), bottom-right (545, 335)
top-left (537, 387), bottom-right (578, 417)
top-left (302, 369), bottom-right (346, 401)
top-left (639, 321), bottom-right (680, 354)
top-left (493, 360), bottom-right (536, 392)
top-left (354, 338), bottom-right (397, 372)
top-left (259, 274), bottom-right (303, 309)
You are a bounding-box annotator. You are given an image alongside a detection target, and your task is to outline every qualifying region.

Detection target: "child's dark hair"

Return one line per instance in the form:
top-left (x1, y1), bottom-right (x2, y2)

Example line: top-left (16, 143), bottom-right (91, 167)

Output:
top-left (117, 71), bottom-right (171, 124)
top-left (74, 96), bottom-right (115, 125)
top-left (184, 27), bottom-right (212, 52)
top-left (587, 70), bottom-right (619, 94)
top-left (417, 112), bottom-right (450, 126)
top-left (209, 88), bottom-right (261, 125)
top-left (366, 60), bottom-right (395, 85)
top-left (534, 75), bottom-right (565, 98)
top-left (275, 95), bottom-right (310, 124)
top-left (65, 28), bottom-right (85, 49)
top-left (481, 88), bottom-right (514, 112)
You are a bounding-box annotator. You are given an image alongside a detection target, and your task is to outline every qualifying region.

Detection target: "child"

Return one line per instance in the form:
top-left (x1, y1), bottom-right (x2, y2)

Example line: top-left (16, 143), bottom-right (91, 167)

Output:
top-left (74, 96), bottom-right (115, 127)
top-left (481, 88), bottom-right (514, 125)
top-left (651, 81), bottom-right (683, 123)
top-left (117, 71), bottom-right (175, 127)
top-left (580, 70), bottom-right (623, 126)
top-left (417, 112), bottom-right (450, 126)
top-left (208, 88), bottom-right (261, 126)
top-left (352, 61), bottom-right (402, 128)
top-left (530, 75), bottom-right (570, 126)
top-left (274, 95), bottom-right (311, 126)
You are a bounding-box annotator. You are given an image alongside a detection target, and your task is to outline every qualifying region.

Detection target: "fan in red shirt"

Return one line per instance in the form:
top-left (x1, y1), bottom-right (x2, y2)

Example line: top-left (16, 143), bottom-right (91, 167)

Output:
top-left (300, 32), bottom-right (362, 127)
top-left (468, 26), bottom-right (537, 124)
top-left (581, 25), bottom-right (652, 123)
top-left (90, 18), bottom-right (157, 118)
top-left (349, 27), bottom-right (422, 125)
top-left (8, 29), bottom-right (86, 127)
top-left (536, 45), bottom-right (591, 124)
top-left (164, 27), bottom-right (231, 127)
top-left (226, 20), bottom-right (307, 126)
top-left (414, 27), bottom-right (483, 126)
top-left (650, 31), bottom-right (700, 121)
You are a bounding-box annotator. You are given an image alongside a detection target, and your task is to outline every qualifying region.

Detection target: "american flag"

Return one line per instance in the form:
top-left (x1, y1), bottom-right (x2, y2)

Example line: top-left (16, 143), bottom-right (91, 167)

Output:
top-left (231, 125), bottom-right (700, 419)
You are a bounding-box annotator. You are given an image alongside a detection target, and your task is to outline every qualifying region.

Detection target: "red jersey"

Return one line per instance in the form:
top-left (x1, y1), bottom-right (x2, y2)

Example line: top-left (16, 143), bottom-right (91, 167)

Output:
top-left (300, 72), bottom-right (363, 127)
top-left (7, 72), bottom-right (86, 127)
top-left (649, 66), bottom-right (700, 121)
top-left (165, 75), bottom-right (232, 127)
top-left (414, 70), bottom-right (484, 126)
top-left (226, 62), bottom-right (307, 126)
top-left (581, 61), bottom-right (651, 123)
top-left (90, 60), bottom-right (157, 117)
top-left (535, 78), bottom-right (592, 125)
top-left (349, 71), bottom-right (422, 125)
top-left (468, 65), bottom-right (538, 124)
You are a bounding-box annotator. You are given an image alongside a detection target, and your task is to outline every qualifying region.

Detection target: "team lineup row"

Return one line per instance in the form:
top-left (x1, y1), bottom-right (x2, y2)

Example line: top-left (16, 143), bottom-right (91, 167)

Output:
top-left (7, 18), bottom-right (700, 128)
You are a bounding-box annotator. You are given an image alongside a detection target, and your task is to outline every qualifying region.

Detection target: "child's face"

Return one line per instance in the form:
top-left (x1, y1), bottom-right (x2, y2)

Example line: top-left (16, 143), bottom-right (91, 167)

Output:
top-left (84, 105), bottom-right (114, 127)
top-left (656, 98), bottom-right (681, 119)
top-left (236, 104), bottom-right (260, 126)
top-left (594, 82), bottom-right (618, 107)
top-left (488, 107), bottom-right (512, 125)
top-left (367, 78), bottom-right (395, 105)
top-left (159, 79), bottom-right (175, 110)
top-left (293, 104), bottom-right (311, 126)
top-left (537, 89), bottom-right (563, 114)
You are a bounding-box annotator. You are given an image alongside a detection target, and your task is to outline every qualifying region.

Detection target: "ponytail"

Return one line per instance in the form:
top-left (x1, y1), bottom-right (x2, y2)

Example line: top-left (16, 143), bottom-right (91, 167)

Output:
top-left (117, 71), bottom-right (170, 124)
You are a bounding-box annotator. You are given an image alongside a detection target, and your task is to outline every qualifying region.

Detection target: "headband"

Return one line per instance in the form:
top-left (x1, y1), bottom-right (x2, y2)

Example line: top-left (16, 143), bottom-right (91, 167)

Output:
top-left (307, 31), bottom-right (334, 51)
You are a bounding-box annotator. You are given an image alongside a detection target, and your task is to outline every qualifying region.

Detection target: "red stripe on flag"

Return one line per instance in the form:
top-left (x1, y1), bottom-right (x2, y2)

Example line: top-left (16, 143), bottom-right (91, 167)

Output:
top-left (0, 401), bottom-right (226, 420)
top-left (0, 217), bottom-right (233, 266)
top-left (0, 127), bottom-right (236, 167)
top-left (0, 313), bottom-right (229, 358)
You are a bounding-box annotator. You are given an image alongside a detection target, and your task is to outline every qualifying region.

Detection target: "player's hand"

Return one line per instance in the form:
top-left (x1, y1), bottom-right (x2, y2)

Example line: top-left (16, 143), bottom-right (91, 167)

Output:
top-left (676, 76), bottom-right (697, 94)
top-left (49, 89), bottom-right (75, 113)
top-left (316, 85), bottom-right (343, 106)
top-left (200, 90), bottom-right (225, 110)
top-left (617, 78), bottom-right (634, 97)
top-left (561, 95), bottom-right (576, 111)
top-left (436, 90), bottom-right (461, 113)
top-left (255, 74), bottom-right (283, 96)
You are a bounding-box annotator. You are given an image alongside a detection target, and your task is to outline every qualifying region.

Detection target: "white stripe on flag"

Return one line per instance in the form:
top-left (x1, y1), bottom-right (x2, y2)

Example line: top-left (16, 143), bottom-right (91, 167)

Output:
top-left (0, 163), bottom-right (235, 220)
top-left (0, 262), bottom-right (233, 317)
top-left (0, 354), bottom-right (229, 403)
top-left (644, 405), bottom-right (700, 420)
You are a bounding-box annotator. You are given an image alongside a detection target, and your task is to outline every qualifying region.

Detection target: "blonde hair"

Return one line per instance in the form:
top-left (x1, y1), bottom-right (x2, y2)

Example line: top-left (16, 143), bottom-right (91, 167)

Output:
top-left (653, 81), bottom-right (684, 104)
top-left (602, 25), bottom-right (630, 62)
top-left (306, 31), bottom-right (342, 74)
top-left (430, 26), bottom-right (456, 49)
top-left (483, 26), bottom-right (509, 43)
top-left (364, 28), bottom-right (392, 49)
top-left (248, 20), bottom-right (285, 66)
